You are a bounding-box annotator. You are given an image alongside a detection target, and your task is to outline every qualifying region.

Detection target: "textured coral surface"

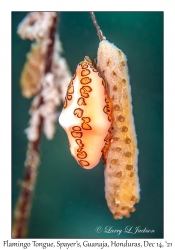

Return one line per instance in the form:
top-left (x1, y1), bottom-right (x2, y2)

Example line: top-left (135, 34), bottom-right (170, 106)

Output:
top-left (98, 40), bottom-right (140, 219)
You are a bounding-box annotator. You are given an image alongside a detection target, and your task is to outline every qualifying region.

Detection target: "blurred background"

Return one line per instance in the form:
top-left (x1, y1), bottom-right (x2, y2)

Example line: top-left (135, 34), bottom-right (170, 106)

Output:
top-left (12, 12), bottom-right (163, 238)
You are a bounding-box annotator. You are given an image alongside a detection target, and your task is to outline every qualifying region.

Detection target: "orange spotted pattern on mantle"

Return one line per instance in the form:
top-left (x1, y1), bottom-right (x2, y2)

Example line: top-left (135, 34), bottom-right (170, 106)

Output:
top-left (59, 57), bottom-right (113, 169)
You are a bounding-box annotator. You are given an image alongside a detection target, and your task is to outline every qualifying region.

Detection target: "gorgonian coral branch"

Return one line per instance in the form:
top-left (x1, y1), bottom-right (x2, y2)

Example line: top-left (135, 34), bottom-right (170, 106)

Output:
top-left (89, 12), bottom-right (105, 41)
top-left (90, 13), bottom-right (140, 219)
top-left (12, 12), bottom-right (71, 238)
top-left (12, 13), bottom-right (57, 238)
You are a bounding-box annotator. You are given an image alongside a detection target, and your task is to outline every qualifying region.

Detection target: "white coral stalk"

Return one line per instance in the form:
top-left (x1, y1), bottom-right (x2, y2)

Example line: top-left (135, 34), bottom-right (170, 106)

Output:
top-left (97, 40), bottom-right (140, 219)
top-left (13, 12), bottom-right (71, 238)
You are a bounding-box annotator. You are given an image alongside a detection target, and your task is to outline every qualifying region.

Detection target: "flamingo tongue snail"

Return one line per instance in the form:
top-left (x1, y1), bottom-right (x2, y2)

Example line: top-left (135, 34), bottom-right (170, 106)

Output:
top-left (59, 56), bottom-right (113, 169)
